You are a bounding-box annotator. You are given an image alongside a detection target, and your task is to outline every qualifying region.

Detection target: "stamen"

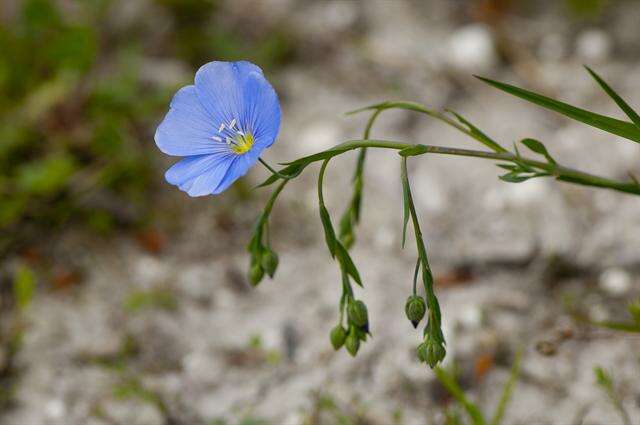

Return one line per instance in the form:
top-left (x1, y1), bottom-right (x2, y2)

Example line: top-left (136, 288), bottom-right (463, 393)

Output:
top-left (229, 118), bottom-right (236, 129)
top-left (218, 123), bottom-right (225, 133)
top-left (226, 137), bottom-right (233, 145)
top-left (211, 135), bottom-right (223, 142)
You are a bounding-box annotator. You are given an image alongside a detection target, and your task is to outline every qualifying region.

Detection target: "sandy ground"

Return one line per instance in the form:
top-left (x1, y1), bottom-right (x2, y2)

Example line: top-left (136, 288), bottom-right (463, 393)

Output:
top-left (3, 1), bottom-right (640, 424)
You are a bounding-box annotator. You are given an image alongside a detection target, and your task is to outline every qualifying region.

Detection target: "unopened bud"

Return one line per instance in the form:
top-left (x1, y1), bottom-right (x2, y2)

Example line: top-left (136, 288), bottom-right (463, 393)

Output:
top-left (416, 336), bottom-right (446, 368)
top-left (249, 263), bottom-right (264, 286)
top-left (330, 325), bottom-right (347, 350)
top-left (261, 248), bottom-right (279, 278)
top-left (347, 300), bottom-right (368, 327)
top-left (405, 295), bottom-right (426, 328)
top-left (345, 328), bottom-right (360, 357)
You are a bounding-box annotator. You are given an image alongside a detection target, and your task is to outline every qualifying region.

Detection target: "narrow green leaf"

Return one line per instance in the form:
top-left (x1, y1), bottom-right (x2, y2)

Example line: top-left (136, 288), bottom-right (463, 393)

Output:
top-left (319, 205), bottom-right (337, 257)
top-left (400, 158), bottom-right (410, 248)
top-left (491, 349), bottom-right (522, 425)
top-left (335, 242), bottom-right (362, 286)
top-left (499, 172), bottom-right (531, 183)
top-left (585, 66), bottom-right (640, 129)
top-left (496, 163), bottom-right (518, 171)
top-left (475, 75), bottom-right (640, 143)
top-left (520, 138), bottom-right (556, 164)
top-left (448, 110), bottom-right (508, 153)
top-left (283, 146), bottom-right (351, 167)
top-left (256, 163), bottom-right (305, 188)
top-left (434, 367), bottom-right (487, 425)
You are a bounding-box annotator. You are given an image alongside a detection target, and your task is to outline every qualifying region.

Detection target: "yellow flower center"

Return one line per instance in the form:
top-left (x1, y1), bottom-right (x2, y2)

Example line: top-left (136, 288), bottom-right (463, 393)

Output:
top-left (231, 132), bottom-right (254, 154)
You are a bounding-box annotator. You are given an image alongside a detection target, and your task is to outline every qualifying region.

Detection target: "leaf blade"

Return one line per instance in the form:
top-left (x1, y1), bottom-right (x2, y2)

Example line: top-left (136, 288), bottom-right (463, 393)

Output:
top-left (585, 66), bottom-right (640, 129)
top-left (475, 75), bottom-right (640, 144)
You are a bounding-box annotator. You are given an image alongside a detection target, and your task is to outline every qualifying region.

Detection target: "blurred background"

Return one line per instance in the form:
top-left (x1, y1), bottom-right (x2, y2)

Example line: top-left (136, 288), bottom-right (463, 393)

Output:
top-left (1, 0), bottom-right (640, 423)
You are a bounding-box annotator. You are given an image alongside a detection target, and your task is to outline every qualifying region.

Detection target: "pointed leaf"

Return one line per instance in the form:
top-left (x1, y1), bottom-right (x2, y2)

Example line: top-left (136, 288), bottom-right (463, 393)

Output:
top-left (476, 76), bottom-right (640, 143)
top-left (256, 163), bottom-right (306, 188)
top-left (400, 158), bottom-right (410, 248)
top-left (335, 242), bottom-right (362, 286)
top-left (521, 138), bottom-right (556, 164)
top-left (585, 66), bottom-right (640, 129)
top-left (448, 110), bottom-right (507, 153)
top-left (319, 205), bottom-right (336, 257)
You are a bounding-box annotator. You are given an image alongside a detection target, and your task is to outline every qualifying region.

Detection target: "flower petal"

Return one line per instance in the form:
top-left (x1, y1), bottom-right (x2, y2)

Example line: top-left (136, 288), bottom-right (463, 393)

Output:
top-left (155, 85), bottom-right (228, 157)
top-left (194, 61), bottom-right (280, 149)
top-left (165, 153), bottom-right (235, 197)
top-left (212, 147), bottom-right (262, 194)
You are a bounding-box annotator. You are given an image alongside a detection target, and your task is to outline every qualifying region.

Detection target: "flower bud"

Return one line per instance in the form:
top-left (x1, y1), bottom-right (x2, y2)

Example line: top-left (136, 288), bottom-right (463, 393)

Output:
top-left (330, 325), bottom-right (347, 350)
top-left (405, 295), bottom-right (426, 328)
top-left (345, 328), bottom-right (360, 357)
top-left (249, 263), bottom-right (264, 286)
top-left (416, 336), bottom-right (446, 368)
top-left (261, 248), bottom-right (279, 278)
top-left (347, 300), bottom-right (368, 327)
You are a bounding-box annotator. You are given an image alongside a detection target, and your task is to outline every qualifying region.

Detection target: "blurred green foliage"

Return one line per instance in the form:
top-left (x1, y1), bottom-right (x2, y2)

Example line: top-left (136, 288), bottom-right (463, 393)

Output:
top-left (565, 0), bottom-right (609, 18)
top-left (0, 0), bottom-right (296, 256)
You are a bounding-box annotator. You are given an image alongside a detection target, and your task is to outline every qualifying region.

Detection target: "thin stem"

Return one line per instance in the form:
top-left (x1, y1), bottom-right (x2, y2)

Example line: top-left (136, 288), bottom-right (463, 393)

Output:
top-left (288, 138), bottom-right (640, 196)
top-left (318, 159), bottom-right (330, 206)
top-left (412, 258), bottom-right (420, 296)
top-left (262, 179), bottom-right (288, 218)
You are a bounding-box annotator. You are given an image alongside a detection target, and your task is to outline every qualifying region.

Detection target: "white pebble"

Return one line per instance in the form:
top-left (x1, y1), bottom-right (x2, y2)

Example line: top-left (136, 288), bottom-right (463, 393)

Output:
top-left (446, 24), bottom-right (497, 71)
top-left (599, 267), bottom-right (632, 296)
top-left (576, 29), bottom-right (612, 62)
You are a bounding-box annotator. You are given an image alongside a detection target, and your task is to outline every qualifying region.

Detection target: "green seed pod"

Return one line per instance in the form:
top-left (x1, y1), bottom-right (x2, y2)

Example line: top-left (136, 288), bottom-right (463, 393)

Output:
top-left (330, 325), bottom-right (347, 350)
top-left (261, 248), bottom-right (279, 278)
top-left (345, 328), bottom-right (360, 357)
top-left (249, 263), bottom-right (264, 286)
top-left (405, 295), bottom-right (427, 328)
top-left (347, 300), bottom-right (368, 327)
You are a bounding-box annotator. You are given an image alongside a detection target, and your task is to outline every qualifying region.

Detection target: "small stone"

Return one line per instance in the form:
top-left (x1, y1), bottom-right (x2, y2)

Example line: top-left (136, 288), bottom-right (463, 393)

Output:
top-left (576, 29), bottom-right (612, 62)
top-left (599, 268), bottom-right (632, 296)
top-left (446, 24), bottom-right (497, 71)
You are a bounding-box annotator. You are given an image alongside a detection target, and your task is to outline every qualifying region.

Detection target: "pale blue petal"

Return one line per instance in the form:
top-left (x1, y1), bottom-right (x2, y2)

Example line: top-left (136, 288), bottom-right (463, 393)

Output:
top-left (155, 85), bottom-right (228, 157)
top-left (194, 61), bottom-right (280, 150)
top-left (212, 147), bottom-right (262, 194)
top-left (165, 153), bottom-right (235, 197)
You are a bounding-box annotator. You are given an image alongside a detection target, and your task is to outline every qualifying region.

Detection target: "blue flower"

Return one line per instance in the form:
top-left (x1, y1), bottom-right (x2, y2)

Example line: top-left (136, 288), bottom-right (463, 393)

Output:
top-left (155, 61), bottom-right (281, 196)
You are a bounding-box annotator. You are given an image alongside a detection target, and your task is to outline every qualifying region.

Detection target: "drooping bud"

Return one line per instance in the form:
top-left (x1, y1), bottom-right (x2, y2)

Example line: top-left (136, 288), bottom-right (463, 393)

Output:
top-left (405, 295), bottom-right (426, 328)
top-left (417, 335), bottom-right (446, 368)
top-left (347, 300), bottom-right (368, 327)
top-left (261, 248), bottom-right (279, 278)
top-left (330, 325), bottom-right (347, 350)
top-left (345, 327), bottom-right (360, 357)
top-left (249, 263), bottom-right (264, 286)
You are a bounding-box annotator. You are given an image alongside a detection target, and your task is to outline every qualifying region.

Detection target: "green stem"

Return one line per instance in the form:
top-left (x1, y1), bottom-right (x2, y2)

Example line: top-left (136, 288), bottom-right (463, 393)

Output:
top-left (402, 158), bottom-right (435, 299)
top-left (318, 159), bottom-right (330, 207)
top-left (412, 258), bottom-right (420, 296)
top-left (262, 179), bottom-right (288, 218)
top-left (288, 138), bottom-right (640, 196)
